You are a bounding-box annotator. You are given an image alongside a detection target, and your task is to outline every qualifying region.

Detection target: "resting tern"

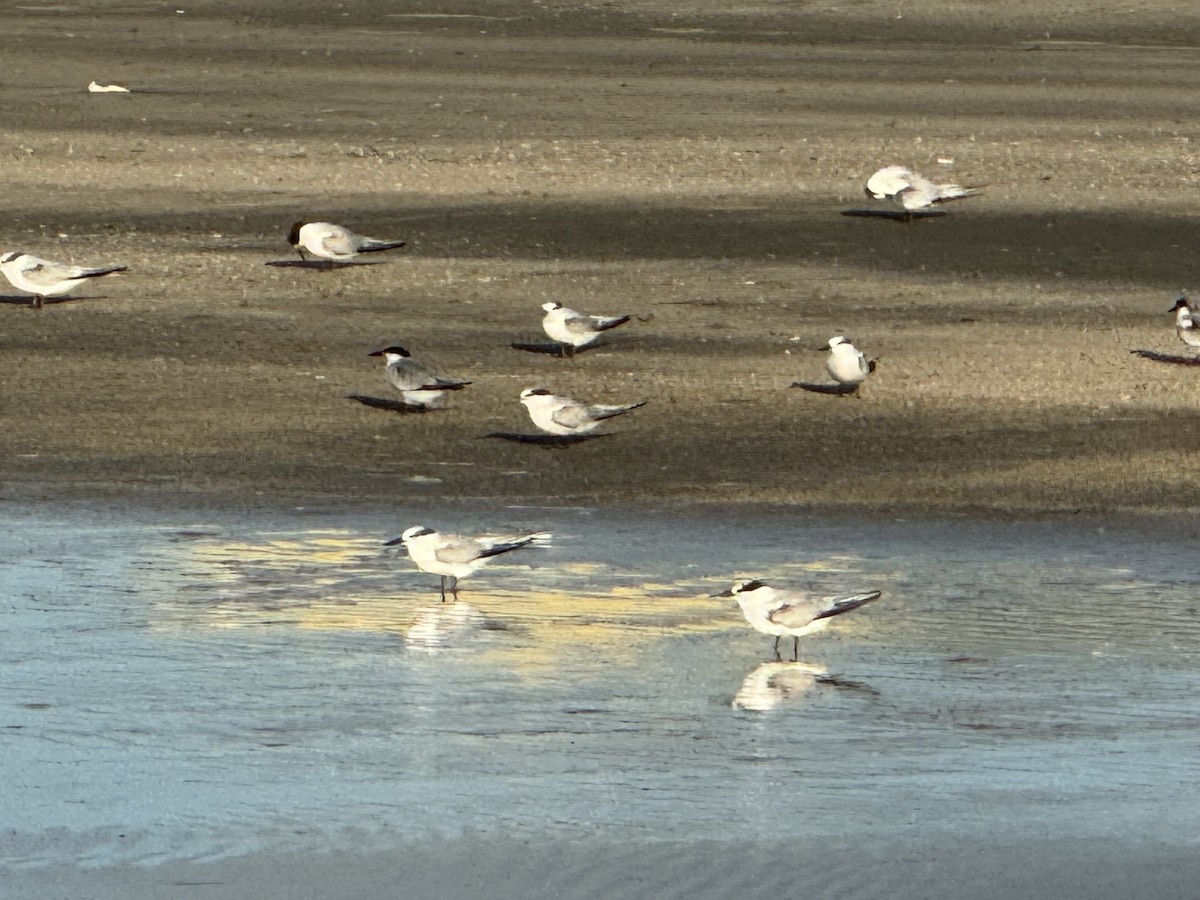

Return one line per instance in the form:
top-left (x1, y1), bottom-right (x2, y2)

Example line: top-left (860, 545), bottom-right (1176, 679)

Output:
top-left (385, 525), bottom-right (551, 600)
top-left (367, 346), bottom-right (471, 409)
top-left (519, 388), bottom-right (646, 436)
top-left (864, 165), bottom-right (981, 212)
top-left (720, 579), bottom-right (882, 660)
top-left (288, 221), bottom-right (406, 266)
top-left (1169, 295), bottom-right (1200, 350)
top-left (540, 301), bottom-right (632, 355)
top-left (0, 251), bottom-right (127, 309)
top-left (825, 336), bottom-right (876, 388)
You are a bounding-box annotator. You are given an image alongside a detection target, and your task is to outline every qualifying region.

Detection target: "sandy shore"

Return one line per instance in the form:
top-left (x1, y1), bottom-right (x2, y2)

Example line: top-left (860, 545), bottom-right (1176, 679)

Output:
top-left (4, 1), bottom-right (1200, 516)
top-left (6, 2), bottom-right (1200, 897)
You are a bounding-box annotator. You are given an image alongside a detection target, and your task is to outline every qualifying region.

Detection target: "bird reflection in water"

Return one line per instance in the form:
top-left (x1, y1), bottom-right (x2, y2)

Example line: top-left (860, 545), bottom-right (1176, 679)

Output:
top-left (404, 602), bottom-right (485, 650)
top-left (732, 660), bottom-right (875, 712)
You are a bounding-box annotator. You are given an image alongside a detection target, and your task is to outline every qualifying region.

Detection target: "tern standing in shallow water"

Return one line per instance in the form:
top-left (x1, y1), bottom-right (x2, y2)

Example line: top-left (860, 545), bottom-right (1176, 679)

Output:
top-left (1169, 295), bottom-right (1200, 351)
top-left (367, 346), bottom-right (471, 409)
top-left (0, 251), bottom-right (127, 308)
top-left (825, 336), bottom-right (876, 389)
top-left (288, 221), bottom-right (406, 266)
top-left (540, 301), bottom-right (632, 355)
top-left (864, 165), bottom-right (981, 213)
top-left (720, 579), bottom-right (882, 661)
top-left (386, 525), bottom-right (551, 601)
top-left (519, 388), bottom-right (646, 436)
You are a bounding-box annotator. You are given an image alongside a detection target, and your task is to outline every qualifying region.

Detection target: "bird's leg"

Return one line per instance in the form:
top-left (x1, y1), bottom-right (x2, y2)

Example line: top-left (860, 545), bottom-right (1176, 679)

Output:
top-left (773, 636), bottom-right (782, 661)
top-left (33, 295), bottom-right (44, 310)
top-left (792, 637), bottom-right (800, 662)
top-left (449, 576), bottom-right (459, 600)
top-left (439, 575), bottom-right (448, 603)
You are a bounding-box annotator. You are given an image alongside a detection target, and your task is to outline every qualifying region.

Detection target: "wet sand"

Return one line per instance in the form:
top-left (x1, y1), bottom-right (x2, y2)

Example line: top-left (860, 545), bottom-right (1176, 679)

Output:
top-left (4, 1), bottom-right (1200, 515)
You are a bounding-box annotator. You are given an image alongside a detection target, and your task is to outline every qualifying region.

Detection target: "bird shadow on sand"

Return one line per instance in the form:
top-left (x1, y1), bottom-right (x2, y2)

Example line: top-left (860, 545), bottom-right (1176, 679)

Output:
top-left (486, 431), bottom-right (610, 448)
top-left (0, 294), bottom-right (103, 308)
top-left (791, 381), bottom-right (861, 395)
top-left (347, 394), bottom-right (440, 413)
top-left (264, 259), bottom-right (388, 270)
top-left (840, 208), bottom-right (948, 221)
top-left (1130, 349), bottom-right (1200, 366)
top-left (510, 340), bottom-right (598, 356)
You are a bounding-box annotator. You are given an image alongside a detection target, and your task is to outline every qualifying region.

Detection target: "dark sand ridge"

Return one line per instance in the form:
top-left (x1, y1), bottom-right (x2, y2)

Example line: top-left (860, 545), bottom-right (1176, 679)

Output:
top-left (3, 0), bottom-right (1200, 516)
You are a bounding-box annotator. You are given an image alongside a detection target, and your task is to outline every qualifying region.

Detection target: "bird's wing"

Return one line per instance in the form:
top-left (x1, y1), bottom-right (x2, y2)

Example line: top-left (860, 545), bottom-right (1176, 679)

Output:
top-left (17, 258), bottom-right (77, 287)
top-left (431, 534), bottom-right (489, 565)
top-left (562, 314), bottom-right (601, 335)
top-left (317, 227), bottom-right (359, 257)
top-left (387, 359), bottom-right (439, 391)
top-left (866, 165), bottom-right (913, 198)
top-left (549, 400), bottom-right (597, 429)
top-left (766, 599), bottom-right (822, 630)
top-left (592, 314), bottom-right (631, 332)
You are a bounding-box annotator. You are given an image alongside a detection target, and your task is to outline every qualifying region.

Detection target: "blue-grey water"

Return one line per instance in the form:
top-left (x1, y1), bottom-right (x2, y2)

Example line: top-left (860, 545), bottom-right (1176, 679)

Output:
top-left (4, 502), bottom-right (1200, 869)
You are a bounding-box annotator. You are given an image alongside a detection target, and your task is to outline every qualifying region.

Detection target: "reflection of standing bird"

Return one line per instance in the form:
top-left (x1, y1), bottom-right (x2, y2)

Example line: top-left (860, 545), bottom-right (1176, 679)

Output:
top-left (865, 165), bottom-right (981, 212)
top-left (824, 336), bottom-right (876, 388)
top-left (367, 346), bottom-right (471, 409)
top-left (540, 301), bottom-right (632, 354)
top-left (1169, 294), bottom-right (1200, 350)
top-left (519, 388), bottom-right (646, 436)
top-left (720, 579), bottom-right (881, 660)
top-left (0, 251), bottom-right (127, 309)
top-left (386, 525), bottom-right (551, 601)
top-left (288, 221), bottom-right (406, 265)
top-left (732, 660), bottom-right (830, 711)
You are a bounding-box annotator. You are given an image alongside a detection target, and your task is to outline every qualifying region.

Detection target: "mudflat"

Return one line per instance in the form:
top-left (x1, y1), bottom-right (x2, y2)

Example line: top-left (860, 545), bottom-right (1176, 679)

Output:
top-left (4, 0), bottom-right (1200, 515)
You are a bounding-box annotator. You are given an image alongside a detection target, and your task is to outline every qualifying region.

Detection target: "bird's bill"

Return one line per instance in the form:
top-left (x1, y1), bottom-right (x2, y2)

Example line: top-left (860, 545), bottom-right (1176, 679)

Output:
top-left (713, 587), bottom-right (736, 598)
top-left (367, 349), bottom-right (385, 356)
top-left (382, 536), bottom-right (407, 549)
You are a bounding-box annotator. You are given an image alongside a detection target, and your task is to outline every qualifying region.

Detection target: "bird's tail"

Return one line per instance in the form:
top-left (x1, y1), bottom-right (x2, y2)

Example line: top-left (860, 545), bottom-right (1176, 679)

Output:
top-left (477, 531), bottom-right (553, 559)
top-left (813, 590), bottom-right (882, 620)
top-left (358, 238), bottom-right (407, 253)
top-left (595, 314), bottom-right (632, 332)
top-left (76, 264), bottom-right (128, 279)
top-left (936, 183), bottom-right (983, 202)
top-left (593, 400), bottom-right (647, 420)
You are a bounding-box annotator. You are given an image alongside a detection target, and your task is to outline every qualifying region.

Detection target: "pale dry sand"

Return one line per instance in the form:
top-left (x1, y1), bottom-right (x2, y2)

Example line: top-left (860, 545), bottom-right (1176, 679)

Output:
top-left (4, 0), bottom-right (1200, 516)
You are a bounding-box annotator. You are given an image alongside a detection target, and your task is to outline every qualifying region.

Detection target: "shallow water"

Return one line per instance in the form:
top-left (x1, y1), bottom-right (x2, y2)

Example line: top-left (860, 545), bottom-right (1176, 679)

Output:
top-left (4, 503), bottom-right (1200, 868)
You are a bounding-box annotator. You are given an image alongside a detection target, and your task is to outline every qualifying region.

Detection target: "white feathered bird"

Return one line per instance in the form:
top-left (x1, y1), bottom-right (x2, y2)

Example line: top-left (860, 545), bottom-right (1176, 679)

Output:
top-left (865, 165), bottom-right (981, 212)
top-left (541, 301), bottom-right (632, 354)
top-left (720, 579), bottom-right (882, 660)
top-left (519, 387), bottom-right (646, 436)
top-left (0, 251), bottom-right (127, 308)
top-left (288, 221), bottom-right (406, 265)
top-left (385, 525), bottom-right (551, 600)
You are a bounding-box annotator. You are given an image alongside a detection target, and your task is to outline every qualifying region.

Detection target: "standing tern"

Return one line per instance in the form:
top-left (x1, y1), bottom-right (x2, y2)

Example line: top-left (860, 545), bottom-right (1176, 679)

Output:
top-left (367, 346), bottom-right (471, 409)
top-left (288, 221), bottom-right (406, 266)
top-left (540, 301), bottom-right (632, 355)
top-left (825, 335), bottom-right (876, 389)
top-left (0, 251), bottom-right (127, 309)
top-left (865, 165), bottom-right (981, 213)
top-left (1169, 294), bottom-right (1200, 350)
top-left (385, 525), bottom-right (552, 600)
top-left (519, 387), bottom-right (646, 436)
top-left (720, 579), bottom-right (882, 661)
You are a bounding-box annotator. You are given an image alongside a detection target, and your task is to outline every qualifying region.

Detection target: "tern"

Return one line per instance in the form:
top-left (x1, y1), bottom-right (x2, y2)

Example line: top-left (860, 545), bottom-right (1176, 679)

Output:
top-left (519, 387), bottom-right (646, 436)
top-left (367, 346), bottom-right (471, 409)
top-left (720, 579), bottom-right (882, 661)
top-left (825, 336), bottom-right (876, 388)
top-left (0, 251), bottom-right (127, 309)
top-left (541, 301), bottom-right (632, 355)
top-left (865, 165), bottom-right (981, 213)
top-left (385, 525), bottom-right (551, 600)
top-left (288, 221), bottom-right (406, 266)
top-left (1169, 294), bottom-right (1200, 350)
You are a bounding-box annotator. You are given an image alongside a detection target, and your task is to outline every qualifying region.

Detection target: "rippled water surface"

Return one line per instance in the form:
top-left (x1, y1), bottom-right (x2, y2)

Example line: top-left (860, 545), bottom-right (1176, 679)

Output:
top-left (4, 504), bottom-right (1200, 867)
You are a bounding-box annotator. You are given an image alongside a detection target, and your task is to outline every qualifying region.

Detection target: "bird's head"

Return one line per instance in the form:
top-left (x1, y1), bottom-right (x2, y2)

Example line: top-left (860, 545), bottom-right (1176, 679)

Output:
top-left (368, 346), bottom-right (410, 358)
top-left (715, 579), bottom-right (770, 598)
top-left (541, 301), bottom-right (563, 312)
